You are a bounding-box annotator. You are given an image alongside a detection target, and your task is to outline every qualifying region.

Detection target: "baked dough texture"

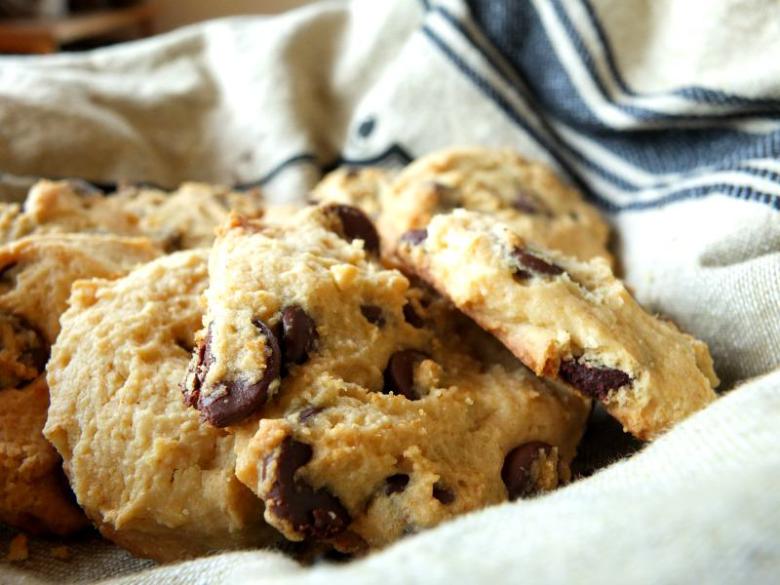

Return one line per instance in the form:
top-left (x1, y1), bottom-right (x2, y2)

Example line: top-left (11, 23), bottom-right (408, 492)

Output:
top-left (396, 210), bottom-right (718, 440)
top-left (44, 251), bottom-right (280, 561)
top-left (184, 206), bottom-right (589, 550)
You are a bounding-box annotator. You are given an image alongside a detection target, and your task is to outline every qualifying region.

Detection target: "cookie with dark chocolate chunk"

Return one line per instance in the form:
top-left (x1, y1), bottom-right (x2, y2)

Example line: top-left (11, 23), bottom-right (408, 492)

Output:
top-left (186, 205), bottom-right (589, 550)
top-left (396, 209), bottom-right (718, 440)
top-left (379, 147), bottom-right (612, 264)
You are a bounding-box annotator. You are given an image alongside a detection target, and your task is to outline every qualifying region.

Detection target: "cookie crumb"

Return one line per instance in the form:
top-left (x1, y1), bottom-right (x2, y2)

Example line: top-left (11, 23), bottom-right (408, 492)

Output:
top-left (50, 545), bottom-right (71, 560)
top-left (5, 534), bottom-right (29, 562)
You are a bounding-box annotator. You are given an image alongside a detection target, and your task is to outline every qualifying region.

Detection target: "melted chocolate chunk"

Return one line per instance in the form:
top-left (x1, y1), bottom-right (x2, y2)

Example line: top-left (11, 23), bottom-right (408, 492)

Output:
top-left (432, 483), bottom-right (455, 505)
top-left (510, 247), bottom-right (564, 276)
top-left (559, 358), bottom-right (632, 401)
top-left (385, 474), bottom-right (410, 495)
top-left (402, 303), bottom-right (424, 328)
top-left (187, 320), bottom-right (281, 427)
top-left (281, 305), bottom-right (317, 365)
top-left (512, 188), bottom-right (541, 214)
top-left (0, 311), bottom-right (48, 389)
top-left (267, 437), bottom-right (350, 540)
top-left (298, 406), bottom-right (323, 423)
top-left (501, 441), bottom-right (552, 501)
top-left (324, 204), bottom-right (380, 254)
top-left (0, 262), bottom-right (18, 285)
top-left (360, 305), bottom-right (385, 326)
top-left (382, 350), bottom-right (428, 400)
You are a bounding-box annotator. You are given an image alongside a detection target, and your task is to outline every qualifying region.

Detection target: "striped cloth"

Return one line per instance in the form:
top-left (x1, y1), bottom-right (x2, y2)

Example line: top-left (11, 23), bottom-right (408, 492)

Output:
top-left (0, 1), bottom-right (778, 583)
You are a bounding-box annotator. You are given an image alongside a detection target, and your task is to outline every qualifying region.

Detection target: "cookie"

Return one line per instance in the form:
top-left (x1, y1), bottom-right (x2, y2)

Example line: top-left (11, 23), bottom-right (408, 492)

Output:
top-left (310, 167), bottom-right (392, 219)
top-left (44, 250), bottom-right (280, 561)
top-left (379, 147), bottom-right (611, 263)
top-left (0, 233), bottom-right (160, 535)
top-left (0, 203), bottom-right (26, 243)
top-left (184, 206), bottom-right (589, 550)
top-left (396, 209), bottom-right (718, 440)
top-left (115, 182), bottom-right (265, 250)
top-left (1, 180), bottom-right (264, 250)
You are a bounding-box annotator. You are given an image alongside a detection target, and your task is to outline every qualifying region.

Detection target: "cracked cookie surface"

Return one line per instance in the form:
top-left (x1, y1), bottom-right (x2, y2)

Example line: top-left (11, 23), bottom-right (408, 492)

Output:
top-left (396, 210), bottom-right (718, 440)
top-left (185, 206), bottom-right (589, 550)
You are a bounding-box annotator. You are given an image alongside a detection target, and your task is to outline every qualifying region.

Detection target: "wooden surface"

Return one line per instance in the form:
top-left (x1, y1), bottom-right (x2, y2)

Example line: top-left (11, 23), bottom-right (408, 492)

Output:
top-left (0, 2), bottom-right (157, 54)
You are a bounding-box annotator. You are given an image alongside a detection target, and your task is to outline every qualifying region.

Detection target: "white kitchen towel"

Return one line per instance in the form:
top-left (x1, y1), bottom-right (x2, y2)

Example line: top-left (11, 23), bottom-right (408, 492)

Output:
top-left (0, 0), bottom-right (778, 583)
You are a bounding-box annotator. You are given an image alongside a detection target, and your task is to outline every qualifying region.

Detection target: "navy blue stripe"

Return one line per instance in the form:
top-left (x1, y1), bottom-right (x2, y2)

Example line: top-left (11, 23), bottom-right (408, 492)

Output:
top-left (550, 0), bottom-right (778, 120)
top-left (421, 24), bottom-right (604, 199)
top-left (578, 0), bottom-right (780, 109)
top-left (549, 0), bottom-right (674, 122)
top-left (446, 1), bottom-right (780, 178)
top-left (620, 183), bottom-right (780, 212)
top-left (420, 19), bottom-right (780, 212)
top-left (421, 20), bottom-right (780, 195)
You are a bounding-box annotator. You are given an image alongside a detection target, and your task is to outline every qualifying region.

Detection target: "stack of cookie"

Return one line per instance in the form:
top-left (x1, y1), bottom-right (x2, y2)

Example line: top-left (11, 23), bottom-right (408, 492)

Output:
top-left (0, 148), bottom-right (719, 562)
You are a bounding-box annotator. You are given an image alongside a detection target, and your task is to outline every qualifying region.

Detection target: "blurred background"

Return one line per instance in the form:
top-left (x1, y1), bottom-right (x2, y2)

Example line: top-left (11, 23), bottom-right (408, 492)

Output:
top-left (0, 0), bottom-right (313, 53)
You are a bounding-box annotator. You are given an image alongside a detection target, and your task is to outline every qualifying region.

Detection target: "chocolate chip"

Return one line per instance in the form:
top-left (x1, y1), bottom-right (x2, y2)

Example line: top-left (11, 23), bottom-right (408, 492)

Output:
top-left (281, 305), bottom-right (317, 365)
top-left (502, 441), bottom-right (552, 501)
top-left (382, 350), bottom-right (427, 400)
top-left (324, 204), bottom-right (380, 254)
top-left (298, 406), bottom-right (323, 423)
top-left (510, 247), bottom-right (563, 276)
top-left (0, 262), bottom-right (19, 291)
top-left (182, 332), bottom-right (209, 408)
top-left (559, 358), bottom-right (632, 400)
top-left (512, 188), bottom-right (541, 214)
top-left (267, 437), bottom-right (350, 540)
top-left (162, 231), bottom-right (185, 253)
top-left (0, 311), bottom-right (48, 389)
top-left (360, 305), bottom-right (385, 326)
top-left (402, 303), bottom-right (424, 328)
top-left (385, 474), bottom-right (410, 495)
top-left (399, 229), bottom-right (427, 246)
top-left (432, 483), bottom-right (455, 504)
top-left (187, 320), bottom-right (282, 427)
top-left (512, 269), bottom-right (533, 281)
top-left (0, 262), bottom-right (17, 281)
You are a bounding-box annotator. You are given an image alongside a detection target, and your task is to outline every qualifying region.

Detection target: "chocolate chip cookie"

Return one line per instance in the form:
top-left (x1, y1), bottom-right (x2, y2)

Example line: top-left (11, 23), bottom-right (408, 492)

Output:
top-left (396, 210), bottom-right (718, 440)
top-left (44, 250), bottom-right (280, 561)
top-left (0, 233), bottom-right (160, 535)
top-left (184, 206), bottom-right (589, 550)
top-left (379, 147), bottom-right (611, 263)
top-left (1, 180), bottom-right (264, 250)
top-left (310, 167), bottom-right (392, 219)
